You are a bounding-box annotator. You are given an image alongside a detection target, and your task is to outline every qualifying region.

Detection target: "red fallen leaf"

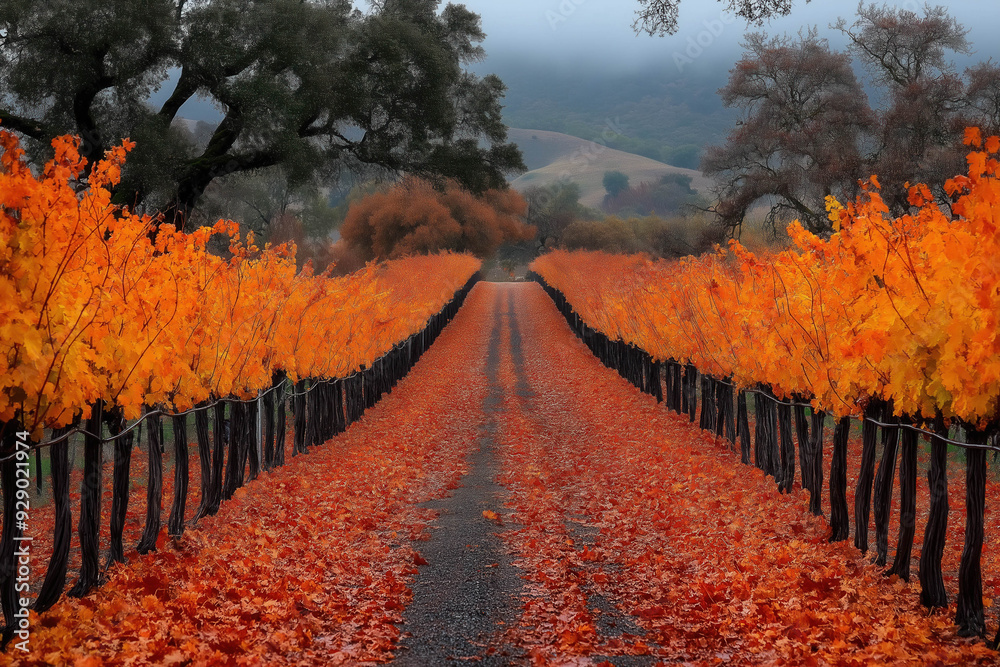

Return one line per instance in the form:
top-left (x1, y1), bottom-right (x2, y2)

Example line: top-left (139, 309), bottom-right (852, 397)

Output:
top-left (413, 552), bottom-right (429, 566)
top-left (559, 630), bottom-right (580, 646)
top-left (154, 529), bottom-right (168, 551)
top-left (483, 510), bottom-right (502, 524)
top-left (637, 605), bottom-right (665, 620)
top-left (161, 651), bottom-right (187, 665)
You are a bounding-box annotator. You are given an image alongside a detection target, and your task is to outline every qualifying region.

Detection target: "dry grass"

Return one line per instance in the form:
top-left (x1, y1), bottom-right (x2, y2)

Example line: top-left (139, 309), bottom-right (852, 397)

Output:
top-left (508, 128), bottom-right (713, 209)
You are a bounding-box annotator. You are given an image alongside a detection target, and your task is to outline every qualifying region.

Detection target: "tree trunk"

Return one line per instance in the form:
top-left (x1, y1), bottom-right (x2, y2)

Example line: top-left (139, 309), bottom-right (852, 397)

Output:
top-left (829, 416), bottom-right (851, 542)
top-left (35, 424), bottom-right (73, 613)
top-left (206, 401), bottom-right (226, 515)
top-left (754, 391), bottom-right (765, 472)
top-left (807, 410), bottom-right (825, 516)
top-left (106, 408), bottom-right (133, 566)
top-left (699, 376), bottom-right (713, 430)
top-left (794, 402), bottom-right (812, 494)
top-left (194, 406), bottom-right (213, 520)
top-left (167, 414), bottom-right (189, 537)
top-left (70, 401), bottom-right (104, 597)
top-left (136, 408), bottom-right (163, 554)
top-left (854, 399), bottom-right (883, 554)
top-left (275, 373), bottom-right (287, 467)
top-left (872, 412), bottom-right (900, 566)
top-left (724, 382), bottom-right (736, 446)
top-left (234, 401), bottom-right (248, 487)
top-left (262, 383), bottom-right (276, 471)
top-left (714, 379), bottom-right (727, 439)
top-left (737, 390), bottom-right (751, 465)
top-left (247, 397), bottom-right (260, 481)
top-left (333, 378), bottom-right (345, 435)
top-left (680, 364), bottom-right (689, 415)
top-left (759, 386), bottom-right (779, 480)
top-left (306, 385), bottom-right (320, 450)
top-left (887, 421), bottom-right (917, 580)
top-left (650, 360), bottom-right (663, 403)
top-left (0, 421), bottom-right (25, 638)
top-left (956, 434), bottom-right (986, 638)
top-left (777, 402), bottom-right (795, 494)
top-left (686, 365), bottom-right (697, 423)
top-left (293, 379), bottom-right (307, 455)
top-left (223, 401), bottom-right (242, 499)
top-left (919, 415), bottom-right (949, 609)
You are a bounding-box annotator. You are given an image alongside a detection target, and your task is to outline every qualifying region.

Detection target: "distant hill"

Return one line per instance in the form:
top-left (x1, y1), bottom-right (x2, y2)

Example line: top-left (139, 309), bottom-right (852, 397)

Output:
top-left (507, 128), bottom-right (713, 209)
top-left (479, 55), bottom-right (738, 171)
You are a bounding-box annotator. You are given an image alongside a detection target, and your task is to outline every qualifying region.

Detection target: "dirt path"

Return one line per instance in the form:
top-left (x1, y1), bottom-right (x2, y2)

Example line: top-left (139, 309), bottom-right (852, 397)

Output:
top-left (396, 284), bottom-right (657, 664)
top-left (393, 290), bottom-right (523, 665)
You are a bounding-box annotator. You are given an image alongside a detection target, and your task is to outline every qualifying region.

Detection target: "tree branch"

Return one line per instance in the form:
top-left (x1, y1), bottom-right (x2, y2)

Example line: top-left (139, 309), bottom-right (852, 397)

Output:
top-left (0, 110), bottom-right (48, 139)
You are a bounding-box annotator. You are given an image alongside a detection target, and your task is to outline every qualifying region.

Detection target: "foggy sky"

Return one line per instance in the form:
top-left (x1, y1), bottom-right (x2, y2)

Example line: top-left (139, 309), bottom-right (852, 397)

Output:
top-left (165, 1), bottom-right (1000, 123)
top-left (463, 0), bottom-right (1000, 72)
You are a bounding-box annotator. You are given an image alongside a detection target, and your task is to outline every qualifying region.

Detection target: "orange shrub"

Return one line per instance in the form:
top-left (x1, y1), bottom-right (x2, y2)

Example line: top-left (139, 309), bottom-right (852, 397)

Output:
top-left (341, 176), bottom-right (535, 259)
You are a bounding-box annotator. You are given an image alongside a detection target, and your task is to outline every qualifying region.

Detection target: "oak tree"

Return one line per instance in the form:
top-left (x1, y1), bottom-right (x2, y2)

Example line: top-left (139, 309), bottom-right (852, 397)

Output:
top-left (0, 0), bottom-right (525, 229)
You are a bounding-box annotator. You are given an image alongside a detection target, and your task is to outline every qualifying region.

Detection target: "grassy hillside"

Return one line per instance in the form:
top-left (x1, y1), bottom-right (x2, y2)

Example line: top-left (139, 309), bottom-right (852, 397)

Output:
top-left (507, 128), bottom-right (714, 209)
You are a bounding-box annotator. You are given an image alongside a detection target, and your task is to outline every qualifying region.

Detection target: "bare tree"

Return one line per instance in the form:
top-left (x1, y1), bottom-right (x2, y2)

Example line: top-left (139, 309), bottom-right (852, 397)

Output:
top-left (701, 30), bottom-right (873, 235)
top-left (965, 61), bottom-right (1000, 136)
top-left (834, 3), bottom-right (970, 88)
top-left (702, 4), bottom-right (988, 237)
top-left (633, 0), bottom-right (800, 37)
top-left (873, 75), bottom-right (967, 211)
top-left (835, 3), bottom-right (971, 212)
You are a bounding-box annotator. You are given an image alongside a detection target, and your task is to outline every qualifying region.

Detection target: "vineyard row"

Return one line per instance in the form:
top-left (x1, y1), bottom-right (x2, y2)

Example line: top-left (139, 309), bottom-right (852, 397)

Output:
top-left (531, 270), bottom-right (997, 645)
top-left (0, 272), bottom-right (479, 649)
top-left (0, 129), bottom-right (485, 648)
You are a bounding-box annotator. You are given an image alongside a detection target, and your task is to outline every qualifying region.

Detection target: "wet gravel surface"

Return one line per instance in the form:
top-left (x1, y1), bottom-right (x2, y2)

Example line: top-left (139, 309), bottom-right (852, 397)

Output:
top-left (393, 292), bottom-right (524, 665)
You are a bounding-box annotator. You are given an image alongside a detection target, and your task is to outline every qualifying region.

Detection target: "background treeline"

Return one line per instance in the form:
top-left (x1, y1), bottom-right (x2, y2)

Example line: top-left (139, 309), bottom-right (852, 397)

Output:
top-left (704, 5), bottom-right (1000, 236)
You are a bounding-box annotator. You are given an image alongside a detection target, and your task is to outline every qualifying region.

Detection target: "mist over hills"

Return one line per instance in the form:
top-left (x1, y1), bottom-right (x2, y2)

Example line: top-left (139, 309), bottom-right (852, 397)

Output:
top-left (479, 54), bottom-right (739, 171)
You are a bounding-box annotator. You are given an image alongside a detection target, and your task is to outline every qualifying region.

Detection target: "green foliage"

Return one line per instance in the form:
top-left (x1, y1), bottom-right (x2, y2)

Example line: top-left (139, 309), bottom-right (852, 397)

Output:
top-left (602, 171), bottom-right (630, 198)
top-left (299, 191), bottom-right (343, 241)
top-left (523, 181), bottom-right (600, 247)
top-left (632, 0), bottom-right (796, 36)
top-left (0, 0), bottom-right (525, 228)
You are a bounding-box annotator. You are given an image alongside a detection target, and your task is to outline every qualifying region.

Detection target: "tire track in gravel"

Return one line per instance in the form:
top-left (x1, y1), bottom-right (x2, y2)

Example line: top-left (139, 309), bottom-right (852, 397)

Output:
top-left (393, 287), bottom-right (524, 665)
top-left (505, 285), bottom-right (655, 667)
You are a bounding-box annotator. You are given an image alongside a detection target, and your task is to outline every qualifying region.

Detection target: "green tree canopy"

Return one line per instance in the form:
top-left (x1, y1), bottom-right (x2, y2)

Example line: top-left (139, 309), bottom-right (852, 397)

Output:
top-left (0, 0), bottom-right (525, 228)
top-left (523, 181), bottom-right (597, 248)
top-left (602, 170), bottom-right (630, 198)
